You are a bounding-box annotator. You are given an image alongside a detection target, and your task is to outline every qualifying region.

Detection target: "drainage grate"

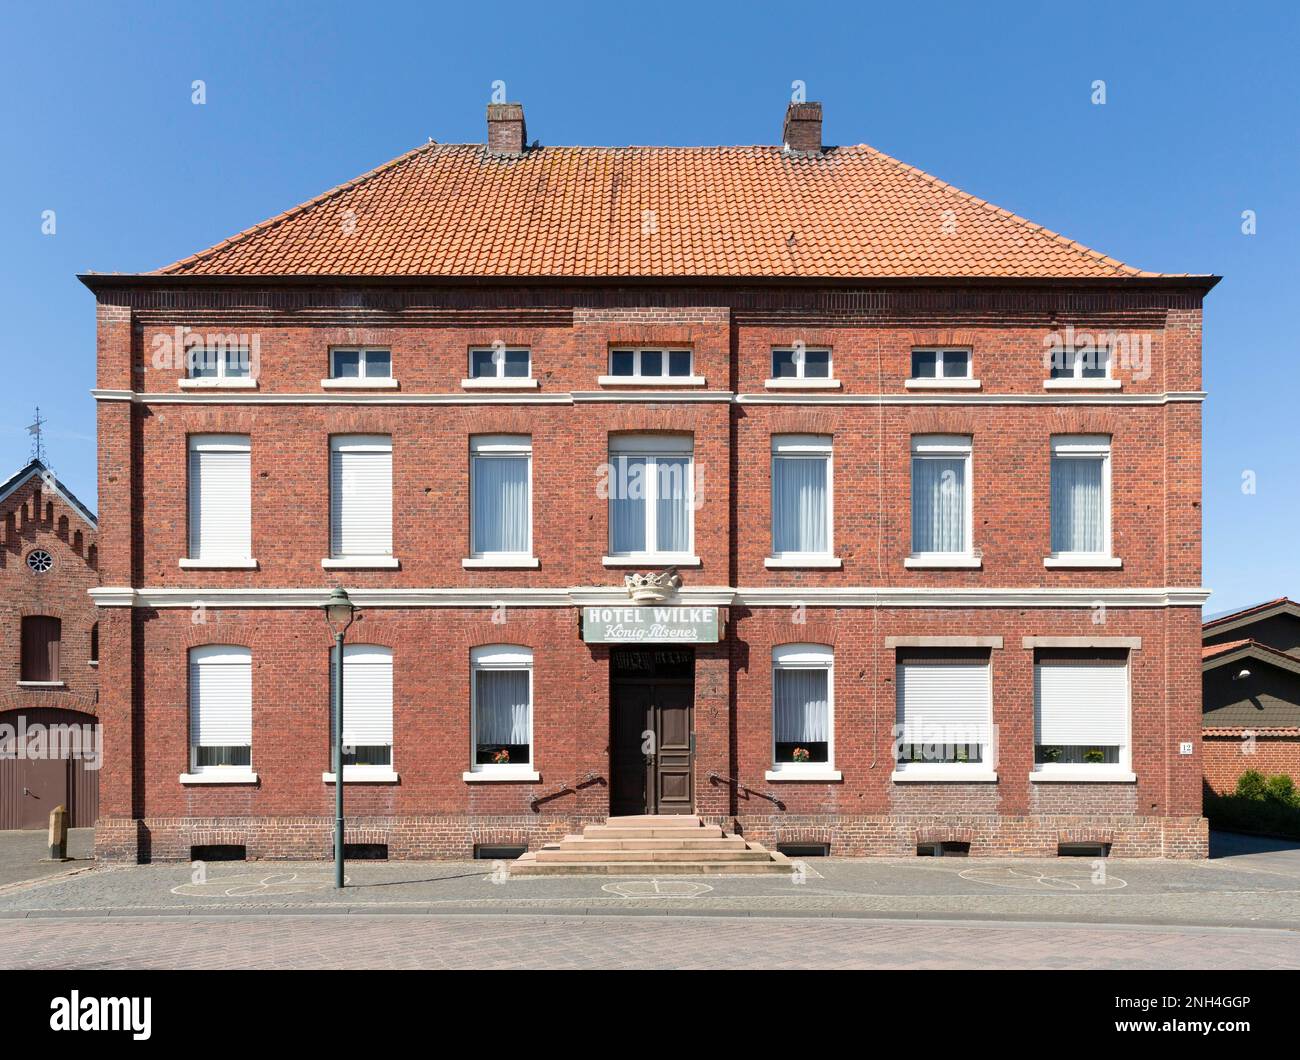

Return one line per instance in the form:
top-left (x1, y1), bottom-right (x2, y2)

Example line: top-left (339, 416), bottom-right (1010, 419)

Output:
top-left (190, 844), bottom-right (246, 862)
top-left (344, 843), bottom-right (388, 860)
top-left (917, 841), bottom-right (970, 857)
top-left (1058, 842), bottom-right (1110, 858)
top-left (777, 842), bottom-right (830, 858)
top-left (475, 844), bottom-right (526, 860)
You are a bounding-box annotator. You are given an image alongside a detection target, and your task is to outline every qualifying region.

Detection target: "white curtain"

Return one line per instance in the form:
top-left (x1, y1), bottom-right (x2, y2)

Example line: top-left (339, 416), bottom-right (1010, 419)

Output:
top-left (773, 669), bottom-right (829, 743)
top-left (609, 455), bottom-right (646, 553)
top-left (773, 456), bottom-right (828, 553)
top-left (1051, 456), bottom-right (1103, 553)
top-left (473, 455), bottom-right (529, 553)
top-left (912, 456), bottom-right (965, 553)
top-left (476, 670), bottom-right (530, 745)
top-left (655, 457), bottom-right (691, 552)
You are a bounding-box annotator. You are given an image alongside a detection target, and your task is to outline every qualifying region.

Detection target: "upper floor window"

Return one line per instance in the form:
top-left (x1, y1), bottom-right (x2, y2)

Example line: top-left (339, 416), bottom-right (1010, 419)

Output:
top-left (186, 435), bottom-right (253, 567)
top-left (772, 346), bottom-right (831, 380)
top-left (1049, 436), bottom-right (1115, 566)
top-left (26, 549), bottom-right (52, 574)
top-left (911, 348), bottom-right (971, 380)
top-left (894, 648), bottom-right (993, 777)
top-left (188, 645), bottom-right (253, 773)
top-left (770, 435), bottom-right (833, 562)
top-left (469, 435), bottom-right (533, 565)
top-left (771, 644), bottom-right (835, 776)
top-left (470, 346), bottom-right (531, 380)
top-left (330, 645), bottom-right (394, 774)
top-left (469, 645), bottom-right (534, 777)
top-left (608, 348), bottom-right (693, 380)
top-left (328, 435), bottom-right (393, 566)
top-left (90, 622), bottom-right (99, 666)
top-left (20, 616), bottom-right (60, 684)
top-left (188, 344), bottom-right (251, 380)
top-left (908, 435), bottom-right (975, 566)
top-left (330, 348), bottom-right (391, 380)
top-left (1033, 648), bottom-right (1131, 778)
top-left (1047, 339), bottom-right (1112, 382)
top-left (606, 434), bottom-right (695, 563)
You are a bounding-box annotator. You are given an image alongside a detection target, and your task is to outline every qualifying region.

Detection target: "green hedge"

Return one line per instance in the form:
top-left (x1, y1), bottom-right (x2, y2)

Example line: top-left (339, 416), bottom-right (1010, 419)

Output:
top-left (1205, 769), bottom-right (1300, 839)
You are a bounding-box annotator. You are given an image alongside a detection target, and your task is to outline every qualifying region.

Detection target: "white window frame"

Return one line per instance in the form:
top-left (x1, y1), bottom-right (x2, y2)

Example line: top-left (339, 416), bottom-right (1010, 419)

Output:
top-left (765, 346), bottom-right (839, 389)
top-left (599, 347), bottom-right (703, 387)
top-left (1046, 435), bottom-right (1119, 568)
top-left (322, 347), bottom-right (397, 389)
top-left (906, 347), bottom-right (979, 390)
top-left (891, 651), bottom-right (997, 782)
top-left (178, 343), bottom-right (257, 389)
top-left (181, 434), bottom-right (256, 570)
top-left (766, 435), bottom-right (839, 568)
top-left (324, 434), bottom-right (397, 569)
top-left (1043, 338), bottom-right (1121, 389)
top-left (1031, 653), bottom-right (1134, 782)
top-left (906, 434), bottom-right (978, 569)
top-left (462, 346), bottom-right (536, 389)
top-left (603, 434), bottom-right (699, 566)
top-left (765, 644), bottom-right (840, 781)
top-left (323, 644), bottom-right (397, 783)
top-left (465, 435), bottom-right (537, 568)
top-left (181, 644), bottom-right (257, 784)
top-left (464, 645), bottom-right (538, 781)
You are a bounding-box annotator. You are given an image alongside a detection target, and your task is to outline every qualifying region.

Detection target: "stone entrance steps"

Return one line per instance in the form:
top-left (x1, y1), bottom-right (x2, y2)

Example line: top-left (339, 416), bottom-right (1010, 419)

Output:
top-left (509, 814), bottom-right (792, 875)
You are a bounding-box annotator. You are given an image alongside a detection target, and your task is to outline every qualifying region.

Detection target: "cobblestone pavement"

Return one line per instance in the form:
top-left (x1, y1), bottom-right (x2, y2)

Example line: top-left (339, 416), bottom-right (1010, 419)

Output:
top-left (2, 913), bottom-right (1297, 969)
top-left (0, 829), bottom-right (94, 889)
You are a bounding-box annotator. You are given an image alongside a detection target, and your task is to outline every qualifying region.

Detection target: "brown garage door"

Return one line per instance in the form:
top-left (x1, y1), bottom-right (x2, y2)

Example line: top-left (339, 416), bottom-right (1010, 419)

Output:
top-left (0, 708), bottom-right (99, 829)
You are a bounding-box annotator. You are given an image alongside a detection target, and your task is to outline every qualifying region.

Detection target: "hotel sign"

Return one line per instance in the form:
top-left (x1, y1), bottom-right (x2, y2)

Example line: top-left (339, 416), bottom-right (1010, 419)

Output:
top-left (581, 605), bottom-right (720, 644)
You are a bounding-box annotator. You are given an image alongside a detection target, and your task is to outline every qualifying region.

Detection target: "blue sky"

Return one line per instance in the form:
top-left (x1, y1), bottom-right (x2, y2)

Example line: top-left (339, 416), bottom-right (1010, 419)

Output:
top-left (2, 1), bottom-right (1296, 612)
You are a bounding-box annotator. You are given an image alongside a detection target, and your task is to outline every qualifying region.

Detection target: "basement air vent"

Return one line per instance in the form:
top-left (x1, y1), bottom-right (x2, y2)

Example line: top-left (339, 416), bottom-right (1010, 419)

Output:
top-left (777, 842), bottom-right (830, 858)
top-left (190, 844), bottom-right (246, 862)
top-left (1058, 842), bottom-right (1110, 858)
top-left (344, 843), bottom-right (388, 860)
top-left (475, 844), bottom-right (526, 860)
top-left (917, 841), bottom-right (971, 857)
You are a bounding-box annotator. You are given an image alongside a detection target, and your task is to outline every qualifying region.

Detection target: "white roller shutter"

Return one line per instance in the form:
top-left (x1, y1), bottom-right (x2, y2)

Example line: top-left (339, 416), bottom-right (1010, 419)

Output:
top-left (330, 436), bottom-right (392, 557)
top-left (1034, 660), bottom-right (1129, 746)
top-left (188, 436), bottom-right (251, 560)
top-left (896, 660), bottom-right (991, 746)
top-left (189, 646), bottom-right (252, 748)
top-left (331, 645), bottom-right (393, 749)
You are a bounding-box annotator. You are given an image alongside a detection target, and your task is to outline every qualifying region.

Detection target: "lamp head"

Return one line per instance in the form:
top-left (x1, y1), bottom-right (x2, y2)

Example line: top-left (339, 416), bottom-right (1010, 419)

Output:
top-left (324, 587), bottom-right (356, 632)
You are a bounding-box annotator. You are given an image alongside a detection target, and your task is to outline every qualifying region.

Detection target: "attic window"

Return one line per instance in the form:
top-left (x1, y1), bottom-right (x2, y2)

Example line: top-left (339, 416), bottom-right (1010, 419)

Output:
top-left (26, 549), bottom-right (53, 574)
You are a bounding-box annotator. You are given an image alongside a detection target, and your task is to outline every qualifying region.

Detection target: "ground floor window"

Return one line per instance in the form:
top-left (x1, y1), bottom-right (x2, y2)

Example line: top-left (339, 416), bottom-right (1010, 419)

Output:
top-left (894, 648), bottom-right (992, 774)
top-left (772, 644), bottom-right (833, 771)
top-left (189, 645), bottom-right (253, 772)
top-left (331, 645), bottom-right (394, 770)
top-left (1033, 649), bottom-right (1130, 773)
top-left (471, 645), bottom-right (533, 773)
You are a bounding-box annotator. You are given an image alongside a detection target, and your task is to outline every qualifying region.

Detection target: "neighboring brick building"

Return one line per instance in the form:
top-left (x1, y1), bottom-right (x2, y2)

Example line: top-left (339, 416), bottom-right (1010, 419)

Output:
top-left (84, 100), bottom-right (1214, 862)
top-left (0, 458), bottom-right (100, 828)
top-left (1202, 598), bottom-right (1300, 794)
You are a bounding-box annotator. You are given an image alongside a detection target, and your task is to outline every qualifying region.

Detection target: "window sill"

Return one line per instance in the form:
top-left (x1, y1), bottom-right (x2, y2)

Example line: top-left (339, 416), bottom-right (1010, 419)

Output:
top-left (892, 769), bottom-right (998, 783)
top-left (763, 378), bottom-right (841, 390)
top-left (320, 378), bottom-right (399, 389)
top-left (904, 554), bottom-right (982, 569)
top-left (460, 377), bottom-right (540, 389)
top-left (321, 556), bottom-right (400, 569)
top-left (179, 558), bottom-right (259, 570)
top-left (765, 556), bottom-right (843, 569)
top-left (764, 768), bottom-right (843, 782)
top-left (322, 769), bottom-right (400, 784)
top-left (462, 769), bottom-right (542, 783)
top-left (904, 378), bottom-right (981, 390)
top-left (17, 681), bottom-right (65, 688)
top-left (179, 377), bottom-right (258, 390)
top-left (88, 661), bottom-right (99, 668)
top-left (597, 375), bottom-right (707, 387)
top-left (1031, 770), bottom-right (1136, 783)
top-left (180, 771), bottom-right (259, 785)
top-left (1043, 378), bottom-right (1122, 390)
top-left (1043, 555), bottom-right (1123, 569)
top-left (462, 556), bottom-right (540, 569)
top-left (602, 554), bottom-right (702, 568)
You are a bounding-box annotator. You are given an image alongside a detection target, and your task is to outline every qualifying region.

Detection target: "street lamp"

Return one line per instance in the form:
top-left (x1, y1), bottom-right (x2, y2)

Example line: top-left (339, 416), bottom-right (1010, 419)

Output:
top-left (323, 587), bottom-right (357, 888)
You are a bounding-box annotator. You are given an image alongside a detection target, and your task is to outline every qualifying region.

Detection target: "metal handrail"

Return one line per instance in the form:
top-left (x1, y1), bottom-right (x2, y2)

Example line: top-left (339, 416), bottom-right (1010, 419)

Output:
top-left (529, 771), bottom-right (601, 809)
top-left (705, 770), bottom-right (784, 808)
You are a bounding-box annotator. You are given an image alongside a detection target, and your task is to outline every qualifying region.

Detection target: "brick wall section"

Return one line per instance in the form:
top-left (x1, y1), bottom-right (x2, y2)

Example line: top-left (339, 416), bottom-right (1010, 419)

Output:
top-left (91, 283), bottom-right (1209, 861)
top-left (1203, 733), bottom-right (1300, 795)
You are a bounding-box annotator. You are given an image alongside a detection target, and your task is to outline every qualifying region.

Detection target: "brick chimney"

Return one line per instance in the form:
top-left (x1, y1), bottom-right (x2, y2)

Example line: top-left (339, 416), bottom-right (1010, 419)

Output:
top-left (782, 101), bottom-right (823, 155)
top-left (487, 103), bottom-right (527, 155)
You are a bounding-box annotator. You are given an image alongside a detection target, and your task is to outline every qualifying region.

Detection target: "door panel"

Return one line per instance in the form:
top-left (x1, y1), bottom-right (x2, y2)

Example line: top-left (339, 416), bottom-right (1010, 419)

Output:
top-left (610, 683), bottom-right (652, 817)
top-left (18, 756), bottom-right (66, 830)
top-left (652, 684), bottom-right (694, 814)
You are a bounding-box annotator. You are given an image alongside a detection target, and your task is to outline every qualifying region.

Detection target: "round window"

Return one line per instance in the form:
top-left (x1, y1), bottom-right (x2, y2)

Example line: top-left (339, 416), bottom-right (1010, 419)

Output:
top-left (26, 549), bottom-right (53, 574)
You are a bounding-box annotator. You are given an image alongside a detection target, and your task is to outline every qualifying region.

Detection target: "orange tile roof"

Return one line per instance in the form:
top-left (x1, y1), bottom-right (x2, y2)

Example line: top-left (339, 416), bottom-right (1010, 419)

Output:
top-left (1203, 639), bottom-right (1252, 660)
top-left (151, 142), bottom-right (1198, 281)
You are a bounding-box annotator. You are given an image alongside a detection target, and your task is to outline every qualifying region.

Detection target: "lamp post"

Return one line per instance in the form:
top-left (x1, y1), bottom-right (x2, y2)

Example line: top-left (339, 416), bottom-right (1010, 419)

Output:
top-left (323, 587), bottom-right (357, 889)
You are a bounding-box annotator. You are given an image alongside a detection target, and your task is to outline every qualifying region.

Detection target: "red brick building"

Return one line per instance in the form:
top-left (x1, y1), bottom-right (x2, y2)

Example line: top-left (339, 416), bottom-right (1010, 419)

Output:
top-left (0, 458), bottom-right (100, 829)
top-left (84, 101), bottom-right (1214, 862)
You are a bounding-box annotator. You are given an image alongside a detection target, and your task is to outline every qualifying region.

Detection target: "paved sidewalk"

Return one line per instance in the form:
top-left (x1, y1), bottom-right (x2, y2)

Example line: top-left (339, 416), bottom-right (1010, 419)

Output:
top-left (0, 829), bottom-right (94, 889)
top-left (2, 847), bottom-right (1300, 929)
top-left (3, 913), bottom-right (1297, 969)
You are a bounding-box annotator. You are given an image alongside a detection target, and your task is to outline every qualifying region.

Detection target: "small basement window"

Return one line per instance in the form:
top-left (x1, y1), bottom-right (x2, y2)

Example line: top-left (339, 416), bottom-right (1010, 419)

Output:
top-left (475, 843), bottom-right (526, 860)
top-left (777, 842), bottom-right (830, 858)
top-left (1058, 842), bottom-right (1110, 858)
top-left (190, 844), bottom-right (246, 862)
top-left (344, 843), bottom-right (389, 860)
top-left (917, 841), bottom-right (971, 857)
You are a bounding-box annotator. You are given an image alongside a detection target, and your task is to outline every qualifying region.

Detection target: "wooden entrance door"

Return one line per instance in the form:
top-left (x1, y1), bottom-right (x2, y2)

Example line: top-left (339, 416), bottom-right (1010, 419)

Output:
top-left (0, 708), bottom-right (99, 830)
top-left (609, 649), bottom-right (695, 816)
